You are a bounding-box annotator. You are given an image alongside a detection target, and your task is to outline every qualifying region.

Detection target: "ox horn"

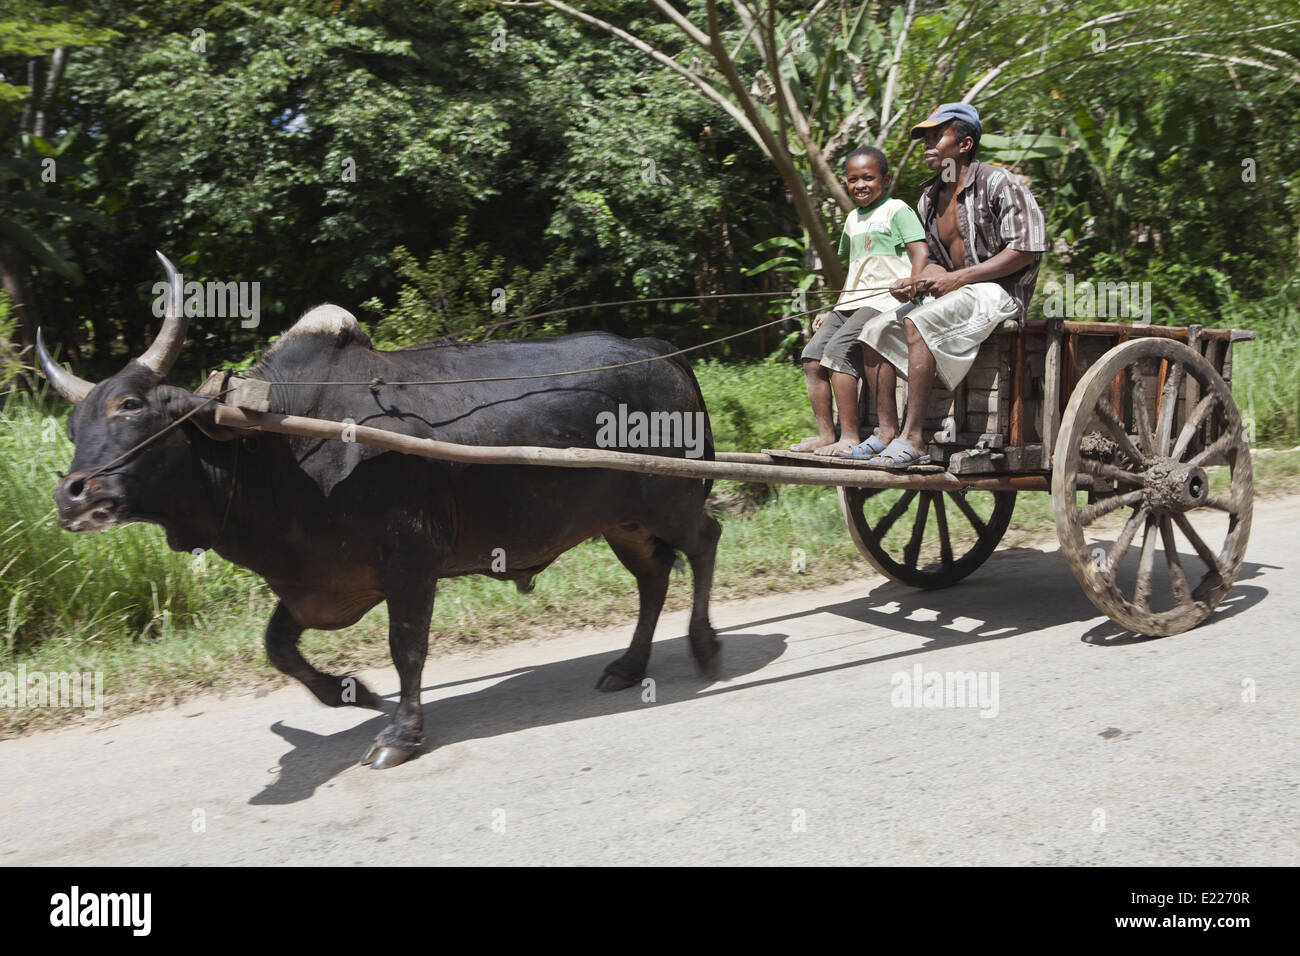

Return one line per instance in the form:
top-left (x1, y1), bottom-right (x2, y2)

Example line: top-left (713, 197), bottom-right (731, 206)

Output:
top-left (136, 250), bottom-right (189, 377)
top-left (36, 328), bottom-right (95, 405)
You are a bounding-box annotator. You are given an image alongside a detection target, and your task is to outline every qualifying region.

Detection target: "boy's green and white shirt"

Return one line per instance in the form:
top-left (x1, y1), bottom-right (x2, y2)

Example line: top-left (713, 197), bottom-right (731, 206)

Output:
top-left (835, 196), bottom-right (925, 313)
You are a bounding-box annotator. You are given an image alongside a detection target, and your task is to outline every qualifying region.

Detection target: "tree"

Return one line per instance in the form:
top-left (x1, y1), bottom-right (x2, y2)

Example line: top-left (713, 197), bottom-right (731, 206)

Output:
top-left (0, 2), bottom-right (114, 341)
top-left (504, 0), bottom-right (1300, 294)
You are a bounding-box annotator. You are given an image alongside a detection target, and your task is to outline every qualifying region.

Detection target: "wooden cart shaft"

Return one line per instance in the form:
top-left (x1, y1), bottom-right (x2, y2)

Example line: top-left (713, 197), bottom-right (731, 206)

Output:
top-left (211, 405), bottom-right (1050, 492)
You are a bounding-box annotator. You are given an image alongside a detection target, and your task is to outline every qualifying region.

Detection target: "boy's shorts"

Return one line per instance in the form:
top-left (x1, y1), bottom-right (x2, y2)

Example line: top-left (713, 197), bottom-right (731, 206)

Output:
top-left (858, 283), bottom-right (1019, 390)
top-left (800, 305), bottom-right (881, 377)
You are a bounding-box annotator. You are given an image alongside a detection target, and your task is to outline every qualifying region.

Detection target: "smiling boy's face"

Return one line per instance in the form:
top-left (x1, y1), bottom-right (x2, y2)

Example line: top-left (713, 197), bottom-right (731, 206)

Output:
top-left (845, 154), bottom-right (887, 207)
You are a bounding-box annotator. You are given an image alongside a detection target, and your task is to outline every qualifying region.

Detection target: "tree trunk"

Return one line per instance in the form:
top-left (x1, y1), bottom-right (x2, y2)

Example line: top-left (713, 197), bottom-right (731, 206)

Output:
top-left (0, 241), bottom-right (40, 347)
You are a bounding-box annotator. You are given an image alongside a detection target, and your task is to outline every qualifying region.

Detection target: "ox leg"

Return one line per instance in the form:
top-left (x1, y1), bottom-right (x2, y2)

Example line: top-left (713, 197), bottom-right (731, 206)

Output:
top-left (596, 527), bottom-right (674, 692)
top-left (680, 513), bottom-right (723, 679)
top-left (264, 601), bottom-right (382, 710)
top-left (361, 571), bottom-right (435, 770)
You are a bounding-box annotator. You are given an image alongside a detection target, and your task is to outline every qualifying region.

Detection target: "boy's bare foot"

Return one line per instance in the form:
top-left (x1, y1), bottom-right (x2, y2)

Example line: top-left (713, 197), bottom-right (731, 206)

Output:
top-left (814, 438), bottom-right (858, 456)
top-left (789, 436), bottom-right (831, 452)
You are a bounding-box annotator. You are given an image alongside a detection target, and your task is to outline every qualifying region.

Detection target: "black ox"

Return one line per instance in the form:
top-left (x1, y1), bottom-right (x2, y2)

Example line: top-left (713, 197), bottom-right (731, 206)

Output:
top-left (38, 254), bottom-right (722, 769)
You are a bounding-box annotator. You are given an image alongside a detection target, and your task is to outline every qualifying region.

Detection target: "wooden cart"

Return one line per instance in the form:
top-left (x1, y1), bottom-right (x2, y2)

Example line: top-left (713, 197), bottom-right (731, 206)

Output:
top-left (212, 317), bottom-right (1255, 638)
top-left (816, 317), bottom-right (1255, 636)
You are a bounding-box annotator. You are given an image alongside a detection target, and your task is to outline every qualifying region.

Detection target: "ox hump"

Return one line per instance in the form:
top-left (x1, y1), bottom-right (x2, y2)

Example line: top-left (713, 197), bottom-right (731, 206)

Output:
top-left (273, 304), bottom-right (371, 351)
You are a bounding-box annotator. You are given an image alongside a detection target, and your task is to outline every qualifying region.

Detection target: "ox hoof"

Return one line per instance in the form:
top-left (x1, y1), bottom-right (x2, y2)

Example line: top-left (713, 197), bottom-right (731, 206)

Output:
top-left (595, 670), bottom-right (640, 693)
top-left (691, 635), bottom-right (723, 681)
top-left (696, 650), bottom-right (722, 680)
top-left (361, 742), bottom-right (417, 770)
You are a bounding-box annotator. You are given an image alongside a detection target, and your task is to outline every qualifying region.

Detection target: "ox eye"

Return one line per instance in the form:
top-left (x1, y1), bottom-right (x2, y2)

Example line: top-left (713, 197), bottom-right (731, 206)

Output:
top-left (118, 397), bottom-right (144, 412)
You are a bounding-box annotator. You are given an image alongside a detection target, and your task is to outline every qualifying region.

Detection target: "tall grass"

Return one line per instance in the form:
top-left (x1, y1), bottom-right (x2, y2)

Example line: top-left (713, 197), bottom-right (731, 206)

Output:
top-left (1226, 289), bottom-right (1300, 445)
top-left (0, 393), bottom-right (260, 658)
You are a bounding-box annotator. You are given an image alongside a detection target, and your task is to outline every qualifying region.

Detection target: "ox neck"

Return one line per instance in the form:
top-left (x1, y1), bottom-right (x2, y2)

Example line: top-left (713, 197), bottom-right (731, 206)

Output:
top-left (137, 427), bottom-right (239, 556)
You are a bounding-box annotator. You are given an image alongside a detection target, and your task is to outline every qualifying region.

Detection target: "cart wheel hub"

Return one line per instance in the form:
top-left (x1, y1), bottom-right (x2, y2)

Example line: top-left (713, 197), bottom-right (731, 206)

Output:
top-left (1143, 458), bottom-right (1209, 512)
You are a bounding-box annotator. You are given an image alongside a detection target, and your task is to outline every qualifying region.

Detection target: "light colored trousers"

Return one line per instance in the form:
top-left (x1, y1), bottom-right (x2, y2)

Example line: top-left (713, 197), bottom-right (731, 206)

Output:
top-left (858, 282), bottom-right (1018, 390)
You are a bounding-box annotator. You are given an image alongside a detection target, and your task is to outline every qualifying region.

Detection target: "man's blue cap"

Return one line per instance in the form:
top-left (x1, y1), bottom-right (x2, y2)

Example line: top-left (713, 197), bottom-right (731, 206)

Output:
top-left (910, 103), bottom-right (982, 139)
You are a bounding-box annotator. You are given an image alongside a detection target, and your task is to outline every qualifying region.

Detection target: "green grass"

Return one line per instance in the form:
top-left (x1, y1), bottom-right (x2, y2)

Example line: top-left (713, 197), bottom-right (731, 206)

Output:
top-left (1229, 293), bottom-right (1300, 446)
top-left (0, 397), bottom-right (262, 655)
top-left (3, 301), bottom-right (1300, 735)
top-left (694, 358), bottom-right (818, 451)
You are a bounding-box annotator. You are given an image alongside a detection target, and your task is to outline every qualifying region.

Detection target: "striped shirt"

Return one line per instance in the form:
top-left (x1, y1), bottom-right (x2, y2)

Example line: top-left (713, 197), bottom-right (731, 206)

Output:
top-left (916, 159), bottom-right (1047, 323)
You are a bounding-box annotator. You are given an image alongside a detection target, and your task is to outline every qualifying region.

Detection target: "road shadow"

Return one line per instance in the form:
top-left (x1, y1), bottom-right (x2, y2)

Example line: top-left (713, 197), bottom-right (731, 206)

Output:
top-left (250, 630), bottom-right (788, 804)
top-left (723, 545), bottom-right (1276, 646)
top-left (251, 544), bottom-right (1278, 804)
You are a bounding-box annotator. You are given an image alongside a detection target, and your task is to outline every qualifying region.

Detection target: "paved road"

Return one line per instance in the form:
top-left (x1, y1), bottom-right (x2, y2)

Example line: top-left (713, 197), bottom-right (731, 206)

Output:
top-left (3, 497), bottom-right (1297, 866)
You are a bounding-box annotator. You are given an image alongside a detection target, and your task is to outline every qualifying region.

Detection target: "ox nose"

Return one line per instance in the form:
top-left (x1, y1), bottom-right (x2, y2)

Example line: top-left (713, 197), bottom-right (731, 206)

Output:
top-left (60, 473), bottom-right (89, 501)
top-left (54, 472), bottom-right (122, 528)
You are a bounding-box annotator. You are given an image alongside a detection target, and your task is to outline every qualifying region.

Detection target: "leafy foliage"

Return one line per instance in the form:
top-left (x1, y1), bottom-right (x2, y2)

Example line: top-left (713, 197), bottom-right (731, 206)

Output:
top-left (0, 0), bottom-right (1293, 393)
top-left (362, 221), bottom-right (572, 347)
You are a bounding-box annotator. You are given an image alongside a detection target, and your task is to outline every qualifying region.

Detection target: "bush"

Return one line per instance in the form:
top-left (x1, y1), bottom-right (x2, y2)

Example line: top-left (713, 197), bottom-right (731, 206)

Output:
top-left (360, 220), bottom-right (572, 348)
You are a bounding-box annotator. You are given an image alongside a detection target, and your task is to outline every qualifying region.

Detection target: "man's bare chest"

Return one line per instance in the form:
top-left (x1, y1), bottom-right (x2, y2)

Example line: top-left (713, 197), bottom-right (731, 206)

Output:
top-left (934, 189), bottom-right (965, 265)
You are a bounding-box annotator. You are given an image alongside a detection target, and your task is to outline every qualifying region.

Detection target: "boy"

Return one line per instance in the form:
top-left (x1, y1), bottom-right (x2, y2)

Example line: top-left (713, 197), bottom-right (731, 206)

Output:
top-left (836, 103), bottom-right (1046, 466)
top-left (789, 146), bottom-right (929, 457)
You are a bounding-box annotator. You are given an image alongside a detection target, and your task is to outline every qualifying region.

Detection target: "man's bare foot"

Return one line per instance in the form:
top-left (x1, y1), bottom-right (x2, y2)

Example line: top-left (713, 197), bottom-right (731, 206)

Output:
top-left (789, 436), bottom-right (832, 452)
top-left (814, 438), bottom-right (858, 456)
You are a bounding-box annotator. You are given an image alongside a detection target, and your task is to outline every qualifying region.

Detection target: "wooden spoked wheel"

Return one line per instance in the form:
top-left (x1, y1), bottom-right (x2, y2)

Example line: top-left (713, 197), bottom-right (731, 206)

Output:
top-left (1052, 338), bottom-right (1253, 636)
top-left (838, 485), bottom-right (1017, 589)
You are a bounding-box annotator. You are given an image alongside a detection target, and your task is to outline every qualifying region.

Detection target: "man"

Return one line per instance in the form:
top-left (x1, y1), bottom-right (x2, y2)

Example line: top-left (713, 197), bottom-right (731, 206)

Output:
top-left (836, 103), bottom-right (1047, 467)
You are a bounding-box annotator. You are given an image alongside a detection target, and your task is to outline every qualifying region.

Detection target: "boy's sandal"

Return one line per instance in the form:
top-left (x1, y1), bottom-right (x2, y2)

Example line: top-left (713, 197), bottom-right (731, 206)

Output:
top-left (865, 437), bottom-right (930, 469)
top-left (833, 435), bottom-right (889, 459)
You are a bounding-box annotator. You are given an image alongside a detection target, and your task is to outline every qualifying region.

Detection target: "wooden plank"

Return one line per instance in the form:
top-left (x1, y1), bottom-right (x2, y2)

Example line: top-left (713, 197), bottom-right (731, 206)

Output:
top-left (763, 448), bottom-right (945, 473)
top-left (1202, 331), bottom-right (1216, 444)
top-left (1003, 445), bottom-right (1044, 471)
top-left (965, 366), bottom-right (1001, 390)
top-left (926, 386), bottom-right (956, 416)
top-left (1185, 324), bottom-right (1202, 452)
top-left (947, 450), bottom-right (1007, 475)
top-left (953, 372), bottom-right (967, 444)
top-left (1156, 356), bottom-right (1168, 427)
top-left (1064, 332), bottom-right (1078, 415)
top-left (1022, 400), bottom-right (1040, 444)
top-left (946, 444), bottom-right (1044, 474)
top-left (964, 387), bottom-right (1000, 413)
top-left (964, 411), bottom-right (1003, 435)
top-left (1041, 319), bottom-right (1062, 464)
top-left (1109, 330), bottom-right (1130, 422)
top-left (1022, 321), bottom-right (1254, 342)
top-left (967, 354), bottom-right (1001, 378)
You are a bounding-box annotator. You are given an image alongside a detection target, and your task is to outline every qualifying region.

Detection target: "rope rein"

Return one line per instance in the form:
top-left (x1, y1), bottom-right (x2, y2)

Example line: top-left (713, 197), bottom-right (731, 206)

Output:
top-left (266, 282), bottom-right (909, 389)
